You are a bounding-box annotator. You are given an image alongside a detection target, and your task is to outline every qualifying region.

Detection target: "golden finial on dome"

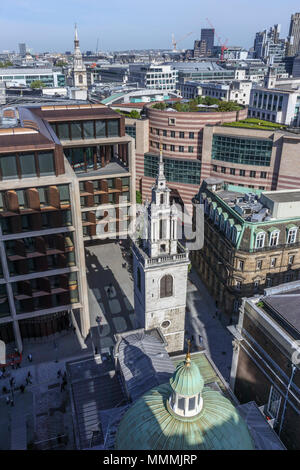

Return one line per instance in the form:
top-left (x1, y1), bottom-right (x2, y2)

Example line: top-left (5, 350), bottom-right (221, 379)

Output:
top-left (186, 339), bottom-right (191, 366)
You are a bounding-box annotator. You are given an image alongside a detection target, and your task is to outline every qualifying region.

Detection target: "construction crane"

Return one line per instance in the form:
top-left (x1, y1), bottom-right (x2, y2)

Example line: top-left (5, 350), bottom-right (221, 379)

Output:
top-left (206, 18), bottom-right (228, 61)
top-left (171, 32), bottom-right (194, 52)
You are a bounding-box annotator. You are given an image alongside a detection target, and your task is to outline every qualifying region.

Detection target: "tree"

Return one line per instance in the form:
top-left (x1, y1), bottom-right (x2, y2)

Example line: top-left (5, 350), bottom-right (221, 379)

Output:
top-left (55, 60), bottom-right (68, 67)
top-left (0, 61), bottom-right (13, 68)
top-left (152, 102), bottom-right (167, 110)
top-left (129, 110), bottom-right (140, 119)
top-left (30, 80), bottom-right (45, 89)
top-left (136, 191), bottom-right (142, 204)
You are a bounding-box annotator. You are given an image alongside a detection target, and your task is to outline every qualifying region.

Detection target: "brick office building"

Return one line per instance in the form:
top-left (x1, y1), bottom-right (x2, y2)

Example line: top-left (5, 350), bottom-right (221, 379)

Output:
top-left (191, 178), bottom-right (300, 322)
top-left (230, 282), bottom-right (300, 449)
top-left (135, 104), bottom-right (248, 208)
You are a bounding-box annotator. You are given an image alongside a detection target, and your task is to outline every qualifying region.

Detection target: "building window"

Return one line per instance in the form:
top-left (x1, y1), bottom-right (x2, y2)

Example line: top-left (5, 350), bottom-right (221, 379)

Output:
top-left (250, 171), bottom-right (256, 178)
top-left (267, 386), bottom-right (282, 420)
top-left (270, 258), bottom-right (277, 268)
top-left (160, 274), bottom-right (173, 298)
top-left (254, 280), bottom-right (260, 291)
top-left (212, 135), bottom-right (272, 166)
top-left (163, 130), bottom-right (167, 136)
top-left (287, 227), bottom-right (297, 244)
top-left (230, 168), bottom-right (235, 175)
top-left (221, 167), bottom-right (226, 173)
top-left (170, 145), bottom-right (175, 152)
top-left (0, 154), bottom-right (18, 180)
top-left (235, 280), bottom-right (242, 290)
top-left (107, 120), bottom-right (119, 137)
top-left (19, 153), bottom-right (36, 178)
top-left (170, 131), bottom-right (175, 138)
top-left (240, 169), bottom-right (245, 176)
top-left (156, 129), bottom-right (160, 136)
top-left (255, 232), bottom-right (265, 249)
top-left (188, 146), bottom-right (194, 153)
top-left (179, 146), bottom-right (184, 152)
top-left (256, 259), bottom-right (263, 270)
top-left (189, 132), bottom-right (194, 139)
top-left (260, 171), bottom-right (267, 179)
top-left (288, 255), bottom-right (295, 265)
top-left (38, 152), bottom-right (55, 176)
top-left (213, 165), bottom-right (217, 172)
top-left (238, 260), bottom-right (244, 271)
top-left (269, 230), bottom-right (279, 247)
top-left (179, 131), bottom-right (184, 138)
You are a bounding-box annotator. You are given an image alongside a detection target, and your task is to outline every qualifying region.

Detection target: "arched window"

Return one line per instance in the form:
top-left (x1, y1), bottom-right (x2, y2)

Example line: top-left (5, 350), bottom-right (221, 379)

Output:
top-left (160, 274), bottom-right (173, 298)
top-left (79, 74), bottom-right (83, 84)
top-left (160, 194), bottom-right (164, 204)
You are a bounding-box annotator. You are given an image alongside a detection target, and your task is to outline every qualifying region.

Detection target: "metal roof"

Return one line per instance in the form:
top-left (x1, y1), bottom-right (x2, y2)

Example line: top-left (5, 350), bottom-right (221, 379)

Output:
top-left (117, 330), bottom-right (175, 402)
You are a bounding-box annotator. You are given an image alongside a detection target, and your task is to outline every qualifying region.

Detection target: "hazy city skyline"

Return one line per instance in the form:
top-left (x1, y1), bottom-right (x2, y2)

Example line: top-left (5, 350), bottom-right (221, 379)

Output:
top-left (0, 0), bottom-right (299, 53)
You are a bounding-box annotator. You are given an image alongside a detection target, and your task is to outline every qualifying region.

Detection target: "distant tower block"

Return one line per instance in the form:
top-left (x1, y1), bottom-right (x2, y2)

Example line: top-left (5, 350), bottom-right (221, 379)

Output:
top-left (132, 145), bottom-right (190, 353)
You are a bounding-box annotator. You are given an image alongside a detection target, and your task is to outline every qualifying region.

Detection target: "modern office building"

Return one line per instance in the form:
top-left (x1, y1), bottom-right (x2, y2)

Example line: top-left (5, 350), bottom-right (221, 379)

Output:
top-left (181, 80), bottom-right (252, 105)
top-left (0, 69), bottom-right (66, 88)
top-left (175, 62), bottom-right (236, 85)
top-left (0, 103), bottom-right (135, 351)
top-left (249, 80), bottom-right (300, 126)
top-left (18, 43), bottom-right (28, 57)
top-left (292, 54), bottom-right (300, 78)
top-left (230, 281), bottom-right (300, 449)
top-left (200, 29), bottom-right (215, 56)
top-left (202, 123), bottom-right (300, 191)
top-left (135, 103), bottom-right (248, 207)
top-left (192, 178), bottom-right (300, 322)
top-left (253, 25), bottom-right (286, 65)
top-left (128, 64), bottom-right (178, 91)
top-left (287, 13), bottom-right (300, 57)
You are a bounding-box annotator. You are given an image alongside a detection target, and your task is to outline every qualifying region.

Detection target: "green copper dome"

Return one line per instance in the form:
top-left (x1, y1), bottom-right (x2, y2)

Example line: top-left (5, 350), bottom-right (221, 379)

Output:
top-left (170, 355), bottom-right (204, 396)
top-left (115, 383), bottom-right (254, 450)
top-left (115, 356), bottom-right (255, 451)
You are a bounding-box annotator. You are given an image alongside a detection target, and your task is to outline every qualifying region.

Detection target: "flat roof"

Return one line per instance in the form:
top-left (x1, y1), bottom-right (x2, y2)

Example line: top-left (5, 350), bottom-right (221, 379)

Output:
top-left (262, 190), bottom-right (300, 204)
top-left (263, 285), bottom-right (300, 338)
top-left (39, 103), bottom-right (120, 122)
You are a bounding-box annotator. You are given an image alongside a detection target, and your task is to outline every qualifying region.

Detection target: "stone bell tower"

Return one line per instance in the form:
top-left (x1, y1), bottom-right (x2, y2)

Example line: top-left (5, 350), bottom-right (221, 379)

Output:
top-left (72, 24), bottom-right (88, 99)
top-left (132, 146), bottom-right (189, 353)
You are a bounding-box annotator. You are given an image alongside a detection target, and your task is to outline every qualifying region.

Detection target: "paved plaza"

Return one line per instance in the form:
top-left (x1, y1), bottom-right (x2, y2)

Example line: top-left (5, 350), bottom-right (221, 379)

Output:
top-left (85, 240), bottom-right (136, 354)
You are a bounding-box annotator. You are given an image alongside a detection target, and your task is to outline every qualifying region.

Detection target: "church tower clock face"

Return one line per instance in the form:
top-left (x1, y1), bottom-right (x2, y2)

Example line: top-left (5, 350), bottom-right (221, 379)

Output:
top-left (132, 146), bottom-right (189, 353)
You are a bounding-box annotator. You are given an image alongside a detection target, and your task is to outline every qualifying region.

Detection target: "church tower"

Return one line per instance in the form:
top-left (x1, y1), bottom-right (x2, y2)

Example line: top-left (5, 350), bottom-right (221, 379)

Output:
top-left (72, 24), bottom-right (87, 94)
top-left (132, 146), bottom-right (189, 353)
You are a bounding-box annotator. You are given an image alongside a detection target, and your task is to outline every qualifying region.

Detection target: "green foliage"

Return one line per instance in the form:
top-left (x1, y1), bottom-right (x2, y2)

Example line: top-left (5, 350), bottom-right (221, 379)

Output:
top-left (152, 101), bottom-right (167, 110)
top-left (0, 61), bottom-right (13, 67)
top-left (136, 190), bottom-right (142, 204)
top-left (129, 110), bottom-right (140, 119)
top-left (223, 118), bottom-right (286, 131)
top-left (256, 301), bottom-right (264, 308)
top-left (55, 60), bottom-right (68, 67)
top-left (152, 96), bottom-right (243, 113)
top-left (30, 80), bottom-right (45, 89)
top-left (188, 263), bottom-right (192, 273)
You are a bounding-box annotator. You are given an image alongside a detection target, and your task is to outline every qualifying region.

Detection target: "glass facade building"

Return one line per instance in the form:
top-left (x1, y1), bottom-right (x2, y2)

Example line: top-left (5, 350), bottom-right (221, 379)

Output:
top-left (212, 135), bottom-right (273, 166)
top-left (144, 153), bottom-right (201, 185)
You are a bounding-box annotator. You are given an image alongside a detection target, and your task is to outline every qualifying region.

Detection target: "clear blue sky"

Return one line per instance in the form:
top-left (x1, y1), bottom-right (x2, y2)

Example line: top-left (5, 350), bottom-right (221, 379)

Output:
top-left (0, 0), bottom-right (299, 53)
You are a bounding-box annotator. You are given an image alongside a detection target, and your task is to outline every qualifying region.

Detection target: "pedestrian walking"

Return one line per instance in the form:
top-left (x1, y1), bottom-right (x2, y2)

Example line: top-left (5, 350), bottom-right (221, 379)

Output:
top-left (9, 377), bottom-right (15, 387)
top-left (6, 396), bottom-right (10, 405)
top-left (57, 370), bottom-right (61, 379)
top-left (95, 346), bottom-right (98, 355)
top-left (27, 353), bottom-right (32, 362)
top-left (20, 384), bottom-right (25, 393)
top-left (10, 399), bottom-right (14, 407)
top-left (27, 371), bottom-right (32, 378)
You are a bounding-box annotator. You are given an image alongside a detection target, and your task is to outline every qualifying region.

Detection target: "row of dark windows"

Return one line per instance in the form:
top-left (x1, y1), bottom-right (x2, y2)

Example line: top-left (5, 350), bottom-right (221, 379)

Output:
top-left (151, 141), bottom-right (195, 153)
top-left (0, 151), bottom-right (55, 181)
top-left (0, 210), bottom-right (72, 235)
top-left (144, 154), bottom-right (201, 185)
top-left (150, 128), bottom-right (195, 139)
top-left (50, 119), bottom-right (120, 141)
top-left (0, 185), bottom-right (70, 212)
top-left (212, 165), bottom-right (267, 179)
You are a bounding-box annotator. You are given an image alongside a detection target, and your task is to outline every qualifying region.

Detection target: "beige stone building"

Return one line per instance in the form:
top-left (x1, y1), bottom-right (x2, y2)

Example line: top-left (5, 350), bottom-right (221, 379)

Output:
top-left (191, 178), bottom-right (300, 323)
